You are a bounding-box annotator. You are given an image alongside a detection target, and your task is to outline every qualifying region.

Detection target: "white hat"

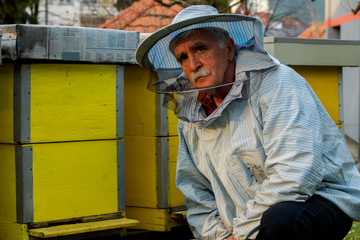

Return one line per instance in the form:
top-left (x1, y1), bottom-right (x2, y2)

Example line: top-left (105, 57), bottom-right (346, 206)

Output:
top-left (135, 5), bottom-right (266, 93)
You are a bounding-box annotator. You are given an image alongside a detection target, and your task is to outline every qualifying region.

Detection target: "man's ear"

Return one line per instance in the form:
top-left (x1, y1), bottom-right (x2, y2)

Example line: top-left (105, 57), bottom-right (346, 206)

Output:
top-left (227, 38), bottom-right (236, 61)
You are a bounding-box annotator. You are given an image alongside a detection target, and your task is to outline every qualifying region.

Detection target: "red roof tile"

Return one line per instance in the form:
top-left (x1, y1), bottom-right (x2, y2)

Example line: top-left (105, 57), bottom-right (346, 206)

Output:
top-left (98, 0), bottom-right (183, 33)
top-left (298, 23), bottom-right (326, 39)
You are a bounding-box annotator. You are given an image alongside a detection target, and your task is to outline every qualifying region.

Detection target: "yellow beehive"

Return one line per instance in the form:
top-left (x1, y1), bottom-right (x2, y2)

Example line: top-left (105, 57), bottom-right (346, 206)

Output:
top-left (124, 65), bottom-right (186, 231)
top-left (0, 24), bottom-right (141, 239)
top-left (0, 63), bottom-right (123, 144)
top-left (1, 140), bottom-right (120, 222)
top-left (0, 140), bottom-right (139, 239)
top-left (291, 65), bottom-right (340, 127)
top-left (0, 62), bottom-right (137, 239)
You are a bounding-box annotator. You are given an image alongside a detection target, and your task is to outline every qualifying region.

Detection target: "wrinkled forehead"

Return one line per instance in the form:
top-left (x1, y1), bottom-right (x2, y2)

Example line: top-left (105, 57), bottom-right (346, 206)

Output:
top-left (170, 28), bottom-right (213, 47)
top-left (170, 29), bottom-right (222, 54)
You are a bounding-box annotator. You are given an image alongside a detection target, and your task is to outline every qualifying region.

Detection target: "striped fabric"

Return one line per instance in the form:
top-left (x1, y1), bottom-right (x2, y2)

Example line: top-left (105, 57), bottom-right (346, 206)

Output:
top-left (175, 50), bottom-right (360, 239)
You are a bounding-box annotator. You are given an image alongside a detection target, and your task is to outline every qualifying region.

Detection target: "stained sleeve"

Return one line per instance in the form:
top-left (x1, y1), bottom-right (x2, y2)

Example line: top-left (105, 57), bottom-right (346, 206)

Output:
top-left (176, 120), bottom-right (233, 240)
top-left (233, 66), bottom-right (325, 239)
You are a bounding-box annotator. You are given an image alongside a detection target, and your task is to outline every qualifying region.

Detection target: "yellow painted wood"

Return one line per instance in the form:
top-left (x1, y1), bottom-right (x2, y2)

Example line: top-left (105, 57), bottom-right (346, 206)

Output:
top-left (126, 207), bottom-right (187, 232)
top-left (168, 109), bottom-right (179, 137)
top-left (29, 218), bottom-right (139, 238)
top-left (30, 64), bottom-right (117, 142)
top-left (32, 140), bottom-right (119, 222)
top-left (43, 228), bottom-right (127, 240)
top-left (124, 65), bottom-right (157, 137)
top-left (125, 207), bottom-right (171, 232)
top-left (0, 222), bottom-right (29, 240)
top-left (124, 136), bottom-right (157, 208)
top-left (124, 136), bottom-right (184, 208)
top-left (171, 210), bottom-right (187, 219)
top-left (170, 217), bottom-right (189, 229)
top-left (124, 65), bottom-right (180, 137)
top-left (168, 136), bottom-right (184, 207)
top-left (0, 144), bottom-right (17, 222)
top-left (0, 64), bottom-right (14, 143)
top-left (291, 66), bottom-right (340, 124)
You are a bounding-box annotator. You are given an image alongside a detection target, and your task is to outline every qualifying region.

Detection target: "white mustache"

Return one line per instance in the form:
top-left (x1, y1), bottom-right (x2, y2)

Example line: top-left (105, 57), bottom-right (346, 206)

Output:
top-left (191, 68), bottom-right (211, 83)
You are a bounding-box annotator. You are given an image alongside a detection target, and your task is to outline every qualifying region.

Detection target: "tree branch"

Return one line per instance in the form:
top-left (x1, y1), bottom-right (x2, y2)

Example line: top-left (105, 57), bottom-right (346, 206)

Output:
top-left (265, 0), bottom-right (280, 35)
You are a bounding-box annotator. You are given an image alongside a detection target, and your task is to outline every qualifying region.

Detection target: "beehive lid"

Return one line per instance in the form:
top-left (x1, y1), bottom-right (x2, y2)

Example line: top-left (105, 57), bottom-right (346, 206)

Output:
top-left (264, 37), bottom-right (360, 67)
top-left (0, 24), bottom-right (139, 64)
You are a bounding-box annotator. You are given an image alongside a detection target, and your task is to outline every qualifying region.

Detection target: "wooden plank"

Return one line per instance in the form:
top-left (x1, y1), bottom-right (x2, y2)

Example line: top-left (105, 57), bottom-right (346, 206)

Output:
top-left (29, 212), bottom-right (125, 228)
top-left (29, 218), bottom-right (139, 238)
top-left (171, 211), bottom-right (187, 219)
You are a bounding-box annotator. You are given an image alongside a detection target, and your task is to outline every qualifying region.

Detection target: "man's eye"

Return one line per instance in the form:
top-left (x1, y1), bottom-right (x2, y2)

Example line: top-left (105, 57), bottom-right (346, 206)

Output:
top-left (196, 46), bottom-right (206, 53)
top-left (177, 55), bottom-right (187, 64)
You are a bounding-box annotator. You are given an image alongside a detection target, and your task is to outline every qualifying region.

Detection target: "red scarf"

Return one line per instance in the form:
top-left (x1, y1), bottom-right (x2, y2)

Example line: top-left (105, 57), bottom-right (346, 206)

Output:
top-left (198, 92), bottom-right (217, 116)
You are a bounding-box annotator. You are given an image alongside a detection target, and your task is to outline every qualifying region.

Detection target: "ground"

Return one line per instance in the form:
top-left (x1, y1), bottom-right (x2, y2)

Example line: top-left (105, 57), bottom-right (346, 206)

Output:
top-left (345, 222), bottom-right (360, 240)
top-left (94, 222), bottom-right (360, 240)
top-left (100, 225), bottom-right (195, 240)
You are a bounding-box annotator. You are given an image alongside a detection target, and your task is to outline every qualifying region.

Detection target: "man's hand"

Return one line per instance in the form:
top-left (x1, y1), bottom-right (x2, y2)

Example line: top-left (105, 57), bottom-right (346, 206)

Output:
top-left (226, 237), bottom-right (236, 240)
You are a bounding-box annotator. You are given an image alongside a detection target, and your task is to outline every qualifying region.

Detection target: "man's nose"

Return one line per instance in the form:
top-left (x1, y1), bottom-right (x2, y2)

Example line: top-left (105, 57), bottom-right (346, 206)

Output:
top-left (188, 53), bottom-right (202, 72)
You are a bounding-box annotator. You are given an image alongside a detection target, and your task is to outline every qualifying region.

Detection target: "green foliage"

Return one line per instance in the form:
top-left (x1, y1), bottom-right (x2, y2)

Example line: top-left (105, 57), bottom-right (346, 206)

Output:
top-left (345, 222), bottom-right (360, 240)
top-left (0, 0), bottom-right (39, 24)
top-left (203, 0), bottom-right (230, 12)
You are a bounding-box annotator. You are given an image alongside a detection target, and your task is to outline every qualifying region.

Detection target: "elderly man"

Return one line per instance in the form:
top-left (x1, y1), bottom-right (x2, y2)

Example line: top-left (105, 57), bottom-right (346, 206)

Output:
top-left (135, 5), bottom-right (360, 240)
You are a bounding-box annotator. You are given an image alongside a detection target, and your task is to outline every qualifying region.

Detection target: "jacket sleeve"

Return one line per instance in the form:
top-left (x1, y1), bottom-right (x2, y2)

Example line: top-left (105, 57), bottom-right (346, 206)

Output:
top-left (176, 120), bottom-right (233, 240)
top-left (233, 66), bottom-right (325, 239)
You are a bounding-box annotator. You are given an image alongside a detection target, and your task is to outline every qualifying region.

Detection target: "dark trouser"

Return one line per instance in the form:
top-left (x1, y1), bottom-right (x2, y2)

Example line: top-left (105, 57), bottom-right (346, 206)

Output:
top-left (255, 194), bottom-right (352, 240)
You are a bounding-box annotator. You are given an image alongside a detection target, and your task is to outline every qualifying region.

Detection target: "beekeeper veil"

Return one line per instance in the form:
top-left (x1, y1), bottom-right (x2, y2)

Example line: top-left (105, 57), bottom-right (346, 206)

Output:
top-left (135, 5), bottom-right (279, 112)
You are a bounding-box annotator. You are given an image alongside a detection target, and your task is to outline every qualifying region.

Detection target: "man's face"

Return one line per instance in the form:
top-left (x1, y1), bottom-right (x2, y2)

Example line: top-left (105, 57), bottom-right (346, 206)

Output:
top-left (173, 30), bottom-right (235, 91)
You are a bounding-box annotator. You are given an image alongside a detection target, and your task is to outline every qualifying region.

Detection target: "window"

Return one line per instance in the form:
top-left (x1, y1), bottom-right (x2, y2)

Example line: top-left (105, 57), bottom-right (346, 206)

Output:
top-left (59, 0), bottom-right (72, 4)
top-left (82, 0), bottom-right (97, 3)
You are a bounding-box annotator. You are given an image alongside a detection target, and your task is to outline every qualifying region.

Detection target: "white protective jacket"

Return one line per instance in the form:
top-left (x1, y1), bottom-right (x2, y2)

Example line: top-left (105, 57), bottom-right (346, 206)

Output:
top-left (175, 47), bottom-right (360, 240)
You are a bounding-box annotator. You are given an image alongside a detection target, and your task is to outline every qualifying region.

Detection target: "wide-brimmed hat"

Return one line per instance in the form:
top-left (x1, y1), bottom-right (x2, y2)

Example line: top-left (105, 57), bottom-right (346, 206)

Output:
top-left (135, 5), bottom-right (266, 93)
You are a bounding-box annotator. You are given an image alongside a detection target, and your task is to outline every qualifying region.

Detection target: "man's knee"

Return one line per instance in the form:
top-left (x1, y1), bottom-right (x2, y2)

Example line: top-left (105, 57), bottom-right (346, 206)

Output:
top-left (257, 201), bottom-right (308, 240)
top-left (261, 201), bottom-right (301, 229)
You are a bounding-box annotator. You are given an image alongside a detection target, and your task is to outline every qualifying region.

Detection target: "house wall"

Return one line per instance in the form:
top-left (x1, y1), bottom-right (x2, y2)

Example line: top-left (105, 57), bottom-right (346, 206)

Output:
top-left (38, 0), bottom-right (81, 26)
top-left (326, 0), bottom-right (360, 143)
top-left (37, 0), bottom-right (117, 27)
